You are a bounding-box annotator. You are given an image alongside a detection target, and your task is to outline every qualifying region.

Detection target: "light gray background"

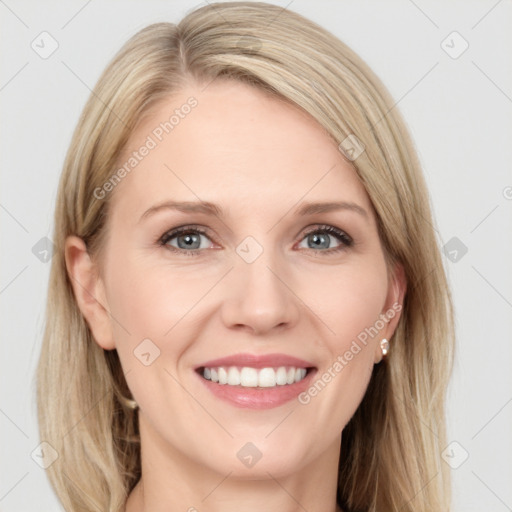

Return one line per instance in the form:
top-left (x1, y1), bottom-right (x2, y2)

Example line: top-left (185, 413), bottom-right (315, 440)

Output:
top-left (1, 1), bottom-right (511, 510)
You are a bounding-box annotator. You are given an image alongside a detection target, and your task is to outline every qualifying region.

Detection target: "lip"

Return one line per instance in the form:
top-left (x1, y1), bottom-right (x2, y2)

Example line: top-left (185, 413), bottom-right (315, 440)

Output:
top-left (194, 352), bottom-right (317, 410)
top-left (195, 352), bottom-right (316, 370)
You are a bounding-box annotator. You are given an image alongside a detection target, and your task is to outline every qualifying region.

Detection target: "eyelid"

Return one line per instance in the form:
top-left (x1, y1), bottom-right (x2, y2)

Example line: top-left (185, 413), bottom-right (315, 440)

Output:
top-left (301, 223), bottom-right (352, 240)
top-left (158, 224), bottom-right (216, 246)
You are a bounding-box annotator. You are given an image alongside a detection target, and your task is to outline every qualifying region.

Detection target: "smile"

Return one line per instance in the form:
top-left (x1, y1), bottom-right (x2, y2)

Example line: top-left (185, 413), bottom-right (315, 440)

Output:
top-left (199, 366), bottom-right (309, 387)
top-left (194, 352), bottom-right (317, 409)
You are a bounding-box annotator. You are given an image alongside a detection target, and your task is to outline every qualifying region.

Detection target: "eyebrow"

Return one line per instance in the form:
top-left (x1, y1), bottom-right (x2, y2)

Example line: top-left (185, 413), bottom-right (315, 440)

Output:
top-left (139, 199), bottom-right (369, 223)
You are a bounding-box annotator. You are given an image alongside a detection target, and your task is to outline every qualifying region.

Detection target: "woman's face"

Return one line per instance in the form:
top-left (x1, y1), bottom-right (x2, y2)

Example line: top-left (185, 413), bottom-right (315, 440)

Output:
top-left (68, 79), bottom-right (404, 479)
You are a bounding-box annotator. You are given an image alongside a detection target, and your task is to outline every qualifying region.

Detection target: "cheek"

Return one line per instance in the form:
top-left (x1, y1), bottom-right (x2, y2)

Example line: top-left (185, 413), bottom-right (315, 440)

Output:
top-left (106, 253), bottom-right (208, 340)
top-left (297, 261), bottom-right (386, 424)
top-left (103, 252), bottom-right (224, 389)
top-left (104, 256), bottom-right (204, 409)
top-left (309, 260), bottom-right (389, 350)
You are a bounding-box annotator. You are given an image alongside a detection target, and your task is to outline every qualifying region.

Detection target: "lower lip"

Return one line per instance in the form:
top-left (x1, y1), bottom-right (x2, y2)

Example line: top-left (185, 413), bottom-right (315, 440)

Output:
top-left (196, 369), bottom-right (317, 409)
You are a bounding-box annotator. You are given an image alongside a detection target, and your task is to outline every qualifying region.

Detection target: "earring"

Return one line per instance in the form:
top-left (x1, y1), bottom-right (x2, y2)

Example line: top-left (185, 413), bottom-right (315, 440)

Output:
top-left (119, 395), bottom-right (139, 410)
top-left (380, 338), bottom-right (389, 357)
top-left (125, 398), bottom-right (138, 410)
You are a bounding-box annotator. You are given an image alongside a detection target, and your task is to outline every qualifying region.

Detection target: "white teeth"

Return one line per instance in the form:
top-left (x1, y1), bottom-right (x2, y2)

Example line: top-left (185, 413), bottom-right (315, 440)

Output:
top-left (276, 367), bottom-right (287, 385)
top-left (295, 368), bottom-right (306, 382)
top-left (218, 367), bottom-right (228, 385)
top-left (227, 367), bottom-right (240, 386)
top-left (240, 367), bottom-right (258, 387)
top-left (201, 366), bottom-right (309, 387)
top-left (258, 368), bottom-right (275, 387)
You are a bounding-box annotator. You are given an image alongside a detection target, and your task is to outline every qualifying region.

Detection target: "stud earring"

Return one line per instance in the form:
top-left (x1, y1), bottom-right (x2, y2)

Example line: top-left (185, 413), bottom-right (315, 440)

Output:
top-left (119, 395), bottom-right (138, 410)
top-left (380, 338), bottom-right (389, 357)
top-left (126, 398), bottom-right (138, 410)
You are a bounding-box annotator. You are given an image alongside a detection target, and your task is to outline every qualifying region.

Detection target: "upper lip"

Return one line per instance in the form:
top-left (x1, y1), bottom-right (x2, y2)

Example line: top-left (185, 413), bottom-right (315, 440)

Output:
top-left (196, 353), bottom-right (316, 370)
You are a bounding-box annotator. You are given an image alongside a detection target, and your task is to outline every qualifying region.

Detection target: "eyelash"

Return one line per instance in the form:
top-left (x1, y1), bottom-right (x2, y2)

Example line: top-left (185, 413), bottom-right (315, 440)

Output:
top-left (157, 224), bottom-right (354, 256)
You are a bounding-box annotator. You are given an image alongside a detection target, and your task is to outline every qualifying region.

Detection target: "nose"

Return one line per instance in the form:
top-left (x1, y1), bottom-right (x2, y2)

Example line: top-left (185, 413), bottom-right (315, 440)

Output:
top-left (220, 249), bottom-right (301, 335)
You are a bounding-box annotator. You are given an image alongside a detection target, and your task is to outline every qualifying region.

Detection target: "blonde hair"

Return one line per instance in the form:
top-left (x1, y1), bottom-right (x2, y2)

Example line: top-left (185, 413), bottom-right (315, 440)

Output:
top-left (36, 2), bottom-right (455, 511)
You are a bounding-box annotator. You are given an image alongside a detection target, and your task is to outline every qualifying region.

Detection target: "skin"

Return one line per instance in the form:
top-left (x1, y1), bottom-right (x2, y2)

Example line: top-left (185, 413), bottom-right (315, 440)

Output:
top-left (65, 79), bottom-right (406, 512)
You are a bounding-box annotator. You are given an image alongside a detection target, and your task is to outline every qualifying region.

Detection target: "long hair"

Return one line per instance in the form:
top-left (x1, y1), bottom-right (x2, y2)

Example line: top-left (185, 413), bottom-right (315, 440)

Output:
top-left (36, 2), bottom-right (455, 510)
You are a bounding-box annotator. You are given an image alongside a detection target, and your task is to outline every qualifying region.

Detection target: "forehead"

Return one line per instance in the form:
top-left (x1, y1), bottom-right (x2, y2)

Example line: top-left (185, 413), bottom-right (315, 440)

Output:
top-left (108, 79), bottom-right (373, 221)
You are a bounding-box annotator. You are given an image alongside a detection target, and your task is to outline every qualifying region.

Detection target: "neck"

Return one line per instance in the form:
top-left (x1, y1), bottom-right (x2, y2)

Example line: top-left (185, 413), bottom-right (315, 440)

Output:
top-left (124, 413), bottom-right (343, 512)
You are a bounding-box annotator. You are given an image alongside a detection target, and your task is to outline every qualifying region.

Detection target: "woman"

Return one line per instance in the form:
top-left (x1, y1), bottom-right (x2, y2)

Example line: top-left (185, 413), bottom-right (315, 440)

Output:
top-left (36, 2), bottom-right (455, 511)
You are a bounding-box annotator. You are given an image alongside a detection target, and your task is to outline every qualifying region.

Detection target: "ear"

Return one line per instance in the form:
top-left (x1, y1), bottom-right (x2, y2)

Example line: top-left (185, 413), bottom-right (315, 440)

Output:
top-left (64, 235), bottom-right (115, 350)
top-left (374, 262), bottom-right (407, 364)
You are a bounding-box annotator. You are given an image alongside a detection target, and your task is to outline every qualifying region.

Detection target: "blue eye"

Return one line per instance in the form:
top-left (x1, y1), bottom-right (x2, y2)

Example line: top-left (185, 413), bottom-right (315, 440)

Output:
top-left (159, 226), bottom-right (213, 255)
top-left (297, 225), bottom-right (353, 253)
top-left (158, 224), bottom-right (353, 256)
